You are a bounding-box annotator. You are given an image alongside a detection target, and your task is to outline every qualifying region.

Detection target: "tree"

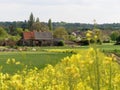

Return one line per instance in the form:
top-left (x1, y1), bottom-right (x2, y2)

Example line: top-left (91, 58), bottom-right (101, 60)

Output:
top-left (48, 19), bottom-right (53, 31)
top-left (0, 27), bottom-right (9, 45)
top-left (53, 27), bottom-right (68, 40)
top-left (9, 25), bottom-right (16, 35)
top-left (32, 22), bottom-right (49, 31)
top-left (28, 13), bottom-right (35, 31)
top-left (9, 35), bottom-right (21, 42)
top-left (40, 22), bottom-right (49, 31)
top-left (116, 35), bottom-right (120, 45)
top-left (16, 28), bottom-right (23, 36)
top-left (36, 17), bottom-right (40, 22)
top-left (21, 20), bottom-right (28, 31)
top-left (110, 31), bottom-right (119, 41)
top-left (102, 35), bottom-right (110, 43)
top-left (32, 22), bottom-right (41, 31)
top-left (0, 27), bottom-right (8, 37)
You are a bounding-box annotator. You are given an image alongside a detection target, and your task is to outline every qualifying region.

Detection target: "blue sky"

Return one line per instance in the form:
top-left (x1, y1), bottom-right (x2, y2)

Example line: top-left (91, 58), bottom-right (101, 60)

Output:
top-left (0, 0), bottom-right (120, 24)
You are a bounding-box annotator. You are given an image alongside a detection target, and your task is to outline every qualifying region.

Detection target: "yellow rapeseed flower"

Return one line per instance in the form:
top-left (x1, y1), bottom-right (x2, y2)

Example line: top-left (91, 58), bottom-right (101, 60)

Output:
top-left (89, 60), bottom-right (94, 64)
top-left (12, 58), bottom-right (16, 64)
top-left (94, 35), bottom-right (98, 39)
top-left (86, 33), bottom-right (91, 37)
top-left (15, 61), bottom-right (21, 65)
top-left (6, 58), bottom-right (10, 64)
top-left (76, 82), bottom-right (85, 90)
top-left (104, 57), bottom-right (112, 64)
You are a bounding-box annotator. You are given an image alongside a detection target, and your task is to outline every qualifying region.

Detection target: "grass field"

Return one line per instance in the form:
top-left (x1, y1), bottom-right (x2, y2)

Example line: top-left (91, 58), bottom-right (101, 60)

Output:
top-left (0, 43), bottom-right (120, 74)
top-left (0, 52), bottom-right (72, 74)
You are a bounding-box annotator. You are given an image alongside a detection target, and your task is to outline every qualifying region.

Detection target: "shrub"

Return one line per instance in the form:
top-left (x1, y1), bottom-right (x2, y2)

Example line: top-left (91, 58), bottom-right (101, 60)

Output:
top-left (57, 40), bottom-right (65, 46)
top-left (79, 38), bottom-right (89, 45)
top-left (115, 35), bottom-right (120, 45)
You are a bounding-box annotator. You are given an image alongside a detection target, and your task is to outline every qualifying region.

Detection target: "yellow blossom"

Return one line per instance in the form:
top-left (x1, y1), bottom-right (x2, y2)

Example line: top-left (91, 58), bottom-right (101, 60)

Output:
top-left (6, 58), bottom-right (10, 64)
top-left (12, 58), bottom-right (16, 64)
top-left (94, 35), bottom-right (98, 39)
top-left (15, 61), bottom-right (21, 65)
top-left (86, 33), bottom-right (91, 37)
top-left (89, 60), bottom-right (94, 64)
top-left (104, 57), bottom-right (112, 64)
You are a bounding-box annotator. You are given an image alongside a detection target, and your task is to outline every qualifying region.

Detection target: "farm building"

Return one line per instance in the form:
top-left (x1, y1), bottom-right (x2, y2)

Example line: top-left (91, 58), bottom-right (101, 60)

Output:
top-left (19, 31), bottom-right (53, 46)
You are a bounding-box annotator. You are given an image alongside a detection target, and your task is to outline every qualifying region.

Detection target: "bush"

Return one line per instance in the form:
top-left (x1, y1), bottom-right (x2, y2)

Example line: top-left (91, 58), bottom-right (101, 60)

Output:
top-left (115, 35), bottom-right (120, 45)
top-left (57, 40), bottom-right (64, 46)
top-left (79, 38), bottom-right (102, 46)
top-left (79, 39), bottom-right (89, 46)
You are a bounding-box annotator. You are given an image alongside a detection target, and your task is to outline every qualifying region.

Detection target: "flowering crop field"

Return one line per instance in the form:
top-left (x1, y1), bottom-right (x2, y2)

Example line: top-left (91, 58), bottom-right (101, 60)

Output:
top-left (0, 46), bottom-right (120, 89)
top-left (1, 44), bottom-right (119, 74)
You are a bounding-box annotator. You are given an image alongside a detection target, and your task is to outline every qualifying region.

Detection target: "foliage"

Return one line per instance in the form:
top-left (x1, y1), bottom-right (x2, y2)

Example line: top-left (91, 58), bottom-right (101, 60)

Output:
top-left (0, 27), bottom-right (9, 43)
top-left (32, 22), bottom-right (49, 31)
top-left (5, 35), bottom-right (21, 46)
top-left (48, 19), bottom-right (53, 31)
top-left (16, 28), bottom-right (23, 36)
top-left (32, 22), bottom-right (41, 31)
top-left (36, 17), bottom-right (40, 22)
top-left (9, 35), bottom-right (21, 42)
top-left (79, 38), bottom-right (89, 45)
top-left (110, 31), bottom-right (120, 41)
top-left (53, 27), bottom-right (68, 40)
top-left (56, 40), bottom-right (65, 46)
top-left (0, 27), bottom-right (8, 37)
top-left (69, 35), bottom-right (77, 41)
top-left (102, 35), bottom-right (111, 43)
top-left (1, 21), bottom-right (120, 33)
top-left (21, 20), bottom-right (28, 31)
top-left (115, 35), bottom-right (120, 45)
top-left (28, 13), bottom-right (35, 30)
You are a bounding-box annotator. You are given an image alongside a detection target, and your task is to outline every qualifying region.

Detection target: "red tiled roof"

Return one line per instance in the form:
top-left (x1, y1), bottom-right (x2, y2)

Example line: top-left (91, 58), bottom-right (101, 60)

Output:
top-left (23, 32), bottom-right (34, 40)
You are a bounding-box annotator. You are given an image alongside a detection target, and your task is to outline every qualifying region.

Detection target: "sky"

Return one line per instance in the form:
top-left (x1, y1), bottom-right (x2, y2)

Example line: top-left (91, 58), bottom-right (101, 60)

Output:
top-left (0, 0), bottom-right (120, 24)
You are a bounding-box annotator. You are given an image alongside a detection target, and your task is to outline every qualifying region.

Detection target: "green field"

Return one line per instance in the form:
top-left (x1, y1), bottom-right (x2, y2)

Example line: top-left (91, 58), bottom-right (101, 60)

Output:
top-left (0, 52), bottom-right (72, 74)
top-left (0, 43), bottom-right (120, 74)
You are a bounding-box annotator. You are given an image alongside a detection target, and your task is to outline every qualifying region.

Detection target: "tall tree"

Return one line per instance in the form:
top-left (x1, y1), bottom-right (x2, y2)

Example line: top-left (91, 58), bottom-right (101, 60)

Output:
top-left (28, 13), bottom-right (35, 31)
top-left (36, 17), bottom-right (40, 22)
top-left (48, 19), bottom-right (52, 31)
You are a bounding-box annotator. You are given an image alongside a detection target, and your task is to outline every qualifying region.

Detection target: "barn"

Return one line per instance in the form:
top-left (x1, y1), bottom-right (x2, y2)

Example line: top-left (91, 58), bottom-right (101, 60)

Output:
top-left (19, 31), bottom-right (53, 46)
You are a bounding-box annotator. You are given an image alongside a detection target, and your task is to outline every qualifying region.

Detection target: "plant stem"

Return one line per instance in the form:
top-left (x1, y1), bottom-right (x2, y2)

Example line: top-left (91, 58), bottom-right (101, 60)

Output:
top-left (109, 62), bottom-right (112, 90)
top-left (95, 47), bottom-right (100, 90)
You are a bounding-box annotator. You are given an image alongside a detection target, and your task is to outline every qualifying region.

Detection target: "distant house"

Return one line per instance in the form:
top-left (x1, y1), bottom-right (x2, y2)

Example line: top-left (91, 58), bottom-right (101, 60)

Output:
top-left (72, 30), bottom-right (85, 37)
top-left (34, 32), bottom-right (53, 40)
top-left (23, 32), bottom-right (34, 40)
top-left (34, 32), bottom-right (53, 46)
top-left (19, 31), bottom-right (53, 46)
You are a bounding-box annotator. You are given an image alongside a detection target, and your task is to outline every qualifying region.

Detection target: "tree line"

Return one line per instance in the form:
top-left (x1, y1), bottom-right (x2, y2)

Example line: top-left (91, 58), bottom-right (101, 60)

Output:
top-left (1, 22), bottom-right (120, 32)
top-left (1, 13), bottom-right (120, 33)
top-left (0, 13), bottom-right (120, 46)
